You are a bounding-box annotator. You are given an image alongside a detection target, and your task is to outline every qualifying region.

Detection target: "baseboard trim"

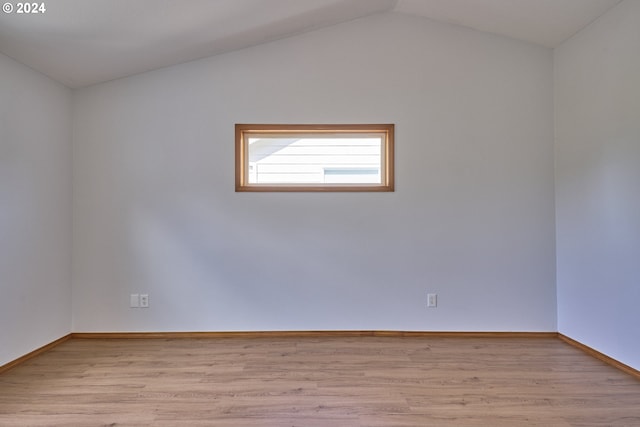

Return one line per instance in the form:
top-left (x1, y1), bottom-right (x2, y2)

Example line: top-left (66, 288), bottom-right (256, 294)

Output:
top-left (558, 333), bottom-right (640, 381)
top-left (70, 330), bottom-right (558, 339)
top-left (0, 334), bottom-right (72, 374)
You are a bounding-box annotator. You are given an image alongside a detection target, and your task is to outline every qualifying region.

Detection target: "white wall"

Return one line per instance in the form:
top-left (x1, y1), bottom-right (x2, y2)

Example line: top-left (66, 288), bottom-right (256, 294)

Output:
top-left (72, 12), bottom-right (556, 332)
top-left (555, 0), bottom-right (640, 370)
top-left (0, 53), bottom-right (72, 365)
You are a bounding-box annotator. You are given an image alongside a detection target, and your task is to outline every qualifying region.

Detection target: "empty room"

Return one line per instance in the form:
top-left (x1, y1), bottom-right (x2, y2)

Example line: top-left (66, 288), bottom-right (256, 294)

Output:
top-left (1, 0), bottom-right (639, 425)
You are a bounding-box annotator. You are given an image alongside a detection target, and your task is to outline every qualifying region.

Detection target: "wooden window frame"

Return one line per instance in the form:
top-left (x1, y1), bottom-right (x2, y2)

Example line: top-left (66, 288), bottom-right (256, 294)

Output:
top-left (235, 124), bottom-right (394, 192)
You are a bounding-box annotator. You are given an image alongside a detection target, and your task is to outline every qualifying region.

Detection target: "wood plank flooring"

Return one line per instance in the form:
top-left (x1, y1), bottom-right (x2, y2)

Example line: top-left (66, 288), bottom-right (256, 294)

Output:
top-left (0, 336), bottom-right (639, 426)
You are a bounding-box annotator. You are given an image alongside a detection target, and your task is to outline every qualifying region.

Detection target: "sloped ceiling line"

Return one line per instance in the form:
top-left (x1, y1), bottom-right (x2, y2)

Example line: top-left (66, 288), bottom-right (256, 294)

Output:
top-left (0, 0), bottom-right (621, 88)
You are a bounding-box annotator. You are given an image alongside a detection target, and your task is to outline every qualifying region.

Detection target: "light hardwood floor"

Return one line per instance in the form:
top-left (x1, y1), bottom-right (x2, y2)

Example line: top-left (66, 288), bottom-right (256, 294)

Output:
top-left (0, 336), bottom-right (639, 426)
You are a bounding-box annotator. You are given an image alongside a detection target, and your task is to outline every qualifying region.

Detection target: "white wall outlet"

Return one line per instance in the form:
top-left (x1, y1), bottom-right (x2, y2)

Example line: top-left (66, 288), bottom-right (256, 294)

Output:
top-left (130, 294), bottom-right (140, 308)
top-left (427, 293), bottom-right (437, 308)
top-left (139, 294), bottom-right (149, 308)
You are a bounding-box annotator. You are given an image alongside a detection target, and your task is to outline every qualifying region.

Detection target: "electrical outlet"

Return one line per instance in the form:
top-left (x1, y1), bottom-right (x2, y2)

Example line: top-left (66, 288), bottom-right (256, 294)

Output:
top-left (427, 293), bottom-right (437, 308)
top-left (139, 294), bottom-right (149, 308)
top-left (130, 294), bottom-right (140, 308)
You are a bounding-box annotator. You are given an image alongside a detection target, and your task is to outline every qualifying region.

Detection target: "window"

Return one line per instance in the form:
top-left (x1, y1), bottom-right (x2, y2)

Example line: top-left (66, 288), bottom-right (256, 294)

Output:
top-left (235, 124), bottom-right (394, 192)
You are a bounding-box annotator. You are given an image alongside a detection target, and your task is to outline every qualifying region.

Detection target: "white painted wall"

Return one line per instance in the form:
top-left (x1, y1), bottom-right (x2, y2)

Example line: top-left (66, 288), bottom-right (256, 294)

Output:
top-left (72, 12), bottom-right (556, 332)
top-left (555, 0), bottom-right (640, 370)
top-left (0, 53), bottom-right (72, 365)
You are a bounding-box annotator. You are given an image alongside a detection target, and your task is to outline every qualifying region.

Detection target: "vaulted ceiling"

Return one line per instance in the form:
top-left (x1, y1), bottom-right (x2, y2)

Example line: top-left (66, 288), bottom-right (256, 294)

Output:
top-left (0, 0), bottom-right (621, 88)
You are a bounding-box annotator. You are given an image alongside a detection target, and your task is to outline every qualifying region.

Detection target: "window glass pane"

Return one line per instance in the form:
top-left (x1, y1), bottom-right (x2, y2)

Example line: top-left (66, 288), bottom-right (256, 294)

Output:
top-left (247, 136), bottom-right (382, 184)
